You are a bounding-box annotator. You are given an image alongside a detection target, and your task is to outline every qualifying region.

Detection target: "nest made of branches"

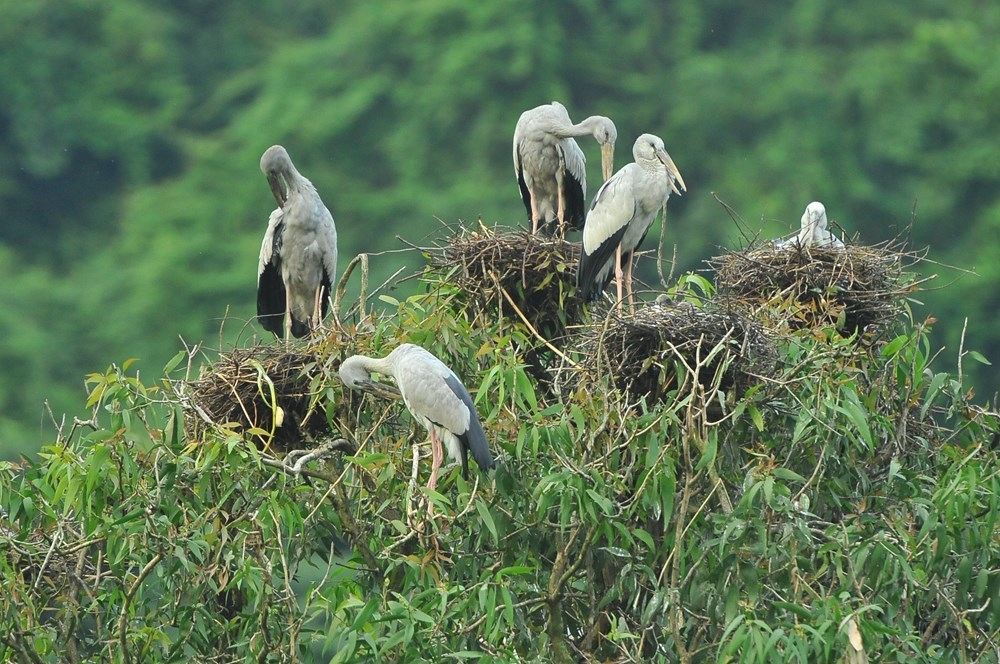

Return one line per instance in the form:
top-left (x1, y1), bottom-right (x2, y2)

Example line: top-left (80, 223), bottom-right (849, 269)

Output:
top-left (185, 343), bottom-right (333, 453)
top-left (429, 222), bottom-right (585, 339)
top-left (578, 299), bottom-right (777, 403)
top-left (709, 241), bottom-right (914, 335)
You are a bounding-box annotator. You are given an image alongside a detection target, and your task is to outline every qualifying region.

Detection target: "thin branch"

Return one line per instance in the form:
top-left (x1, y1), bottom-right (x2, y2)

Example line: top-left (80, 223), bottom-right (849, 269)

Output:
top-left (117, 551), bottom-right (165, 664)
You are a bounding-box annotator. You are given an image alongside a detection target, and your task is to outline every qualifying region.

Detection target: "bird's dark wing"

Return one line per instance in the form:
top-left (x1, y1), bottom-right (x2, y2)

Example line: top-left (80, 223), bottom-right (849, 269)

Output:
top-left (443, 373), bottom-right (494, 477)
top-left (257, 209), bottom-right (286, 337)
top-left (577, 222), bottom-right (628, 301)
top-left (514, 148), bottom-right (534, 221)
top-left (577, 172), bottom-right (636, 301)
top-left (561, 140), bottom-right (587, 231)
top-left (318, 210), bottom-right (338, 322)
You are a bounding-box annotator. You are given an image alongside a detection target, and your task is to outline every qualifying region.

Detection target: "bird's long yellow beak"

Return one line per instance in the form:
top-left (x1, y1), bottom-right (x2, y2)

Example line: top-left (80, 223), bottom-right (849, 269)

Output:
top-left (656, 149), bottom-right (686, 196)
top-left (600, 142), bottom-right (615, 182)
top-left (266, 172), bottom-right (288, 207)
top-left (363, 379), bottom-right (402, 401)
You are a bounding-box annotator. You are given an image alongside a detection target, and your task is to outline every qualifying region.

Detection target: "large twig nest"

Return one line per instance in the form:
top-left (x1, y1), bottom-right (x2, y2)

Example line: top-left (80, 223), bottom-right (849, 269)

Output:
top-left (709, 241), bottom-right (915, 335)
top-left (185, 343), bottom-right (333, 453)
top-left (578, 299), bottom-right (776, 403)
top-left (428, 222), bottom-right (585, 338)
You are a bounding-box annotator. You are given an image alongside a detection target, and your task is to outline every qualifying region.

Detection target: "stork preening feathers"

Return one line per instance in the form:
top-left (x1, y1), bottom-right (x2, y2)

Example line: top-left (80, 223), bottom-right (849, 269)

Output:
top-left (513, 101), bottom-right (617, 235)
top-left (577, 133), bottom-right (686, 311)
top-left (339, 344), bottom-right (495, 492)
top-left (257, 145), bottom-right (338, 339)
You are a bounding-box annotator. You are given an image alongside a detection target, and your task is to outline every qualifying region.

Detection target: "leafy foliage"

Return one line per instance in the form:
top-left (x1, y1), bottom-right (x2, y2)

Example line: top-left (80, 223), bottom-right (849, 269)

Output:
top-left (2, 250), bottom-right (999, 662)
top-left (3, 1), bottom-right (1000, 454)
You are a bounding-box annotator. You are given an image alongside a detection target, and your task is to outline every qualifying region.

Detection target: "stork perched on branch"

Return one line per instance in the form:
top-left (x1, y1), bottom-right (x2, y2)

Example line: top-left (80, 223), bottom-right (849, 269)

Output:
top-left (339, 344), bottom-right (495, 492)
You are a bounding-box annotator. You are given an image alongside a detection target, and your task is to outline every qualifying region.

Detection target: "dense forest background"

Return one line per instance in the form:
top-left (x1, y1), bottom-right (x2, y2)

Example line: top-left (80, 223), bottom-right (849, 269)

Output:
top-left (2, 0), bottom-right (999, 458)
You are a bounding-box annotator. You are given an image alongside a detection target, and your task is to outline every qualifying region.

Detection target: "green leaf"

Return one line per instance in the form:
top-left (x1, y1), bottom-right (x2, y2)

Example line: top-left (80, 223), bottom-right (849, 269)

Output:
top-left (880, 335), bottom-right (908, 358)
top-left (163, 349), bottom-right (187, 375)
top-left (694, 435), bottom-right (717, 473)
top-left (475, 500), bottom-right (498, 546)
top-left (773, 468), bottom-right (806, 483)
top-left (967, 350), bottom-right (991, 365)
top-left (378, 294), bottom-right (400, 306)
top-left (586, 488), bottom-right (614, 516)
top-left (749, 404), bottom-right (764, 432)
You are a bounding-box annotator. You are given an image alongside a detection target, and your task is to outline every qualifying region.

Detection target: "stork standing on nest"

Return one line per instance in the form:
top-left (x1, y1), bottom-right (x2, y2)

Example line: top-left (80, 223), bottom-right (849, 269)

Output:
top-left (257, 145), bottom-right (338, 339)
top-left (339, 344), bottom-right (495, 495)
top-left (513, 101), bottom-right (617, 235)
top-left (577, 133), bottom-right (686, 312)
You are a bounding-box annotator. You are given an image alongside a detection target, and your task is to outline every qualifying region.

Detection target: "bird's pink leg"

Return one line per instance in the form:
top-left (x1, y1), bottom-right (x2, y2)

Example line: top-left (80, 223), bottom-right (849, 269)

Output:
top-left (283, 282), bottom-right (294, 341)
top-left (426, 429), bottom-right (445, 520)
top-left (530, 189), bottom-right (540, 234)
top-left (625, 256), bottom-right (636, 314)
top-left (555, 165), bottom-right (566, 233)
top-left (614, 244), bottom-right (625, 313)
top-left (427, 428), bottom-right (443, 492)
top-left (312, 285), bottom-right (323, 331)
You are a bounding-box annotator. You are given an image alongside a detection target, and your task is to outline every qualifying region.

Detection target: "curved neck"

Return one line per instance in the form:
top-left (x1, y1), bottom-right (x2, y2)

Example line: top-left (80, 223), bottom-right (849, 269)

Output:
top-left (358, 354), bottom-right (395, 377)
top-left (552, 115), bottom-right (606, 141)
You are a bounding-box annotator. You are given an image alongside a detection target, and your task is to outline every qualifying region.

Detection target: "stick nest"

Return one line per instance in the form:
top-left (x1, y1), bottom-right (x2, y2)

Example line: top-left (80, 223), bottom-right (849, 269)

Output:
top-left (709, 241), bottom-right (911, 334)
top-left (185, 343), bottom-right (333, 453)
top-left (578, 300), bottom-right (776, 403)
top-left (429, 223), bottom-right (585, 337)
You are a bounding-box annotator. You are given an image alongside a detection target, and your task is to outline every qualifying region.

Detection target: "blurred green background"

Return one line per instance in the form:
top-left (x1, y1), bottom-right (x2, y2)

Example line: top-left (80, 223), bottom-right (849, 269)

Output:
top-left (2, 0), bottom-right (998, 459)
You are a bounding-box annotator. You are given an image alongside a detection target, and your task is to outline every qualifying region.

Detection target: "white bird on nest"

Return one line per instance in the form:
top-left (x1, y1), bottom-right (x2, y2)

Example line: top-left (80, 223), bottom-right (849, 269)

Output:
top-left (774, 201), bottom-right (844, 250)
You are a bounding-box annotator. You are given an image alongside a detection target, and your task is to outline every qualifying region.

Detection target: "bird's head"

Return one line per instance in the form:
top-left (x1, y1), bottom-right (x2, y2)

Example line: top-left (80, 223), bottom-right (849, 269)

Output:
top-left (634, 133), bottom-right (687, 196)
top-left (339, 356), bottom-right (402, 400)
top-left (802, 202), bottom-right (828, 232)
top-left (595, 117), bottom-right (618, 181)
top-left (260, 145), bottom-right (291, 207)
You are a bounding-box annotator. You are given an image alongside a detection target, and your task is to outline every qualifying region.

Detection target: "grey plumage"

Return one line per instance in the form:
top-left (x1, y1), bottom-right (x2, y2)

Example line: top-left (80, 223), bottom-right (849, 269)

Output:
top-left (513, 101), bottom-right (617, 234)
top-left (339, 344), bottom-right (494, 488)
top-left (257, 145), bottom-right (338, 339)
top-left (577, 133), bottom-right (686, 310)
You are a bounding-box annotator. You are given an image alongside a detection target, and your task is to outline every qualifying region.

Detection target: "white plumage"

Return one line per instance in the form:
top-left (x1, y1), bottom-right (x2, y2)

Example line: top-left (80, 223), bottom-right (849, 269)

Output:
top-left (577, 133), bottom-right (686, 310)
top-left (774, 201), bottom-right (844, 250)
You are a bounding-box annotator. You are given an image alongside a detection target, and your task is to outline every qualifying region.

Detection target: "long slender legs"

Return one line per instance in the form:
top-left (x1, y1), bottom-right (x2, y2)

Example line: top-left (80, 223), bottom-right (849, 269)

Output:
top-left (283, 282), bottom-right (294, 341)
top-left (555, 155), bottom-right (566, 233)
top-left (427, 428), bottom-right (443, 491)
top-left (530, 189), bottom-right (540, 235)
top-left (613, 245), bottom-right (625, 313)
top-left (624, 255), bottom-right (636, 314)
top-left (311, 285), bottom-right (323, 330)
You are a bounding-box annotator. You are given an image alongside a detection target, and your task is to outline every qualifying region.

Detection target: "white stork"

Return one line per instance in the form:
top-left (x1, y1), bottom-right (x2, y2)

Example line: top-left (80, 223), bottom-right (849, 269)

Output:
top-left (577, 133), bottom-right (686, 311)
top-left (339, 343), bottom-right (495, 492)
top-left (513, 101), bottom-right (617, 235)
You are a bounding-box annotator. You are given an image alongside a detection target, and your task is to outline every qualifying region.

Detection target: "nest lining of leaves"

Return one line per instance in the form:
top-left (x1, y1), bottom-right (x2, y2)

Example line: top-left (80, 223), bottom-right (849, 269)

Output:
top-left (578, 300), bottom-right (777, 403)
top-left (709, 241), bottom-right (913, 335)
top-left (427, 222), bottom-right (586, 338)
